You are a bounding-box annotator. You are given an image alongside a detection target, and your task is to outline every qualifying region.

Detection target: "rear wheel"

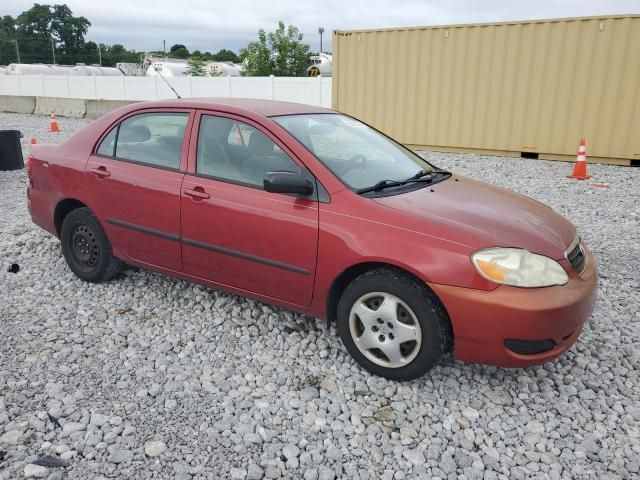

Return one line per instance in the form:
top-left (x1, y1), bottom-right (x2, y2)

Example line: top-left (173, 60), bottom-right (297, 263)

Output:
top-left (337, 268), bottom-right (451, 380)
top-left (60, 207), bottom-right (121, 282)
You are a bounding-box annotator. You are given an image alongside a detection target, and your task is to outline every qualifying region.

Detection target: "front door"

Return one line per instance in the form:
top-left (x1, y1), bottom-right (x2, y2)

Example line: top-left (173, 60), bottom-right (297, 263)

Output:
top-left (86, 109), bottom-right (192, 271)
top-left (180, 112), bottom-right (319, 307)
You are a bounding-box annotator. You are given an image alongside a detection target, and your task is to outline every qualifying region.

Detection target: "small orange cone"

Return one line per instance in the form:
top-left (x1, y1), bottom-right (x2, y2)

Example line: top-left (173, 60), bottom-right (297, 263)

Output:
top-left (49, 111), bottom-right (60, 133)
top-left (31, 138), bottom-right (37, 144)
top-left (567, 138), bottom-right (591, 180)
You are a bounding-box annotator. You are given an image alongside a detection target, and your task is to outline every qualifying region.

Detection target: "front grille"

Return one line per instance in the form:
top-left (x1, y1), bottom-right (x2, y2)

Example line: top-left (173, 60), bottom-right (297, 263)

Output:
top-left (566, 241), bottom-right (586, 274)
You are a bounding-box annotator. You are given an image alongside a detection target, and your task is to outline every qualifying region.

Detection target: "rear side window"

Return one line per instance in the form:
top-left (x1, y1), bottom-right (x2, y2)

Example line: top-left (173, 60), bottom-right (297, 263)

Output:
top-left (99, 112), bottom-right (189, 169)
top-left (97, 127), bottom-right (117, 156)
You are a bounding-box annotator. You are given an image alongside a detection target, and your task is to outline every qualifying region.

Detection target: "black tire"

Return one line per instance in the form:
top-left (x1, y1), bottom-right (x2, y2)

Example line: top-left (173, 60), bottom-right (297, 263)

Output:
top-left (337, 268), bottom-right (451, 380)
top-left (60, 207), bottom-right (121, 283)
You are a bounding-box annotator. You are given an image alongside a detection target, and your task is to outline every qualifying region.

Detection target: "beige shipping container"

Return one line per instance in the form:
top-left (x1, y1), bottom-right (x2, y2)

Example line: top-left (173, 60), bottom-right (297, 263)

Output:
top-left (332, 15), bottom-right (640, 165)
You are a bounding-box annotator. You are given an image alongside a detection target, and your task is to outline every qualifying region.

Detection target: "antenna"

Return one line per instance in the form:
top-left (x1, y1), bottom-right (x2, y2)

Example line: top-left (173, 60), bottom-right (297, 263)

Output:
top-left (149, 61), bottom-right (182, 99)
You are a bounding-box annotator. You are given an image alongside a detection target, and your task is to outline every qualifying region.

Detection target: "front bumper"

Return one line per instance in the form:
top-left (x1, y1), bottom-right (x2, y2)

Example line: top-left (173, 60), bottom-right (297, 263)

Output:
top-left (430, 245), bottom-right (598, 367)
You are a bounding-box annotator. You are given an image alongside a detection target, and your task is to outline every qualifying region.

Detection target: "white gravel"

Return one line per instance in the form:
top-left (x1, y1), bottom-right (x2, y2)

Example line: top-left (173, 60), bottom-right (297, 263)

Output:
top-left (1, 112), bottom-right (639, 480)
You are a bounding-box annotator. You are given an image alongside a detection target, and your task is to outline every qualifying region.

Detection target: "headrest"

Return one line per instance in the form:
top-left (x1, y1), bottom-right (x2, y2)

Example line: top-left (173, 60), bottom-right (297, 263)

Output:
top-left (119, 123), bottom-right (151, 143)
top-left (248, 132), bottom-right (273, 155)
top-left (203, 117), bottom-right (231, 142)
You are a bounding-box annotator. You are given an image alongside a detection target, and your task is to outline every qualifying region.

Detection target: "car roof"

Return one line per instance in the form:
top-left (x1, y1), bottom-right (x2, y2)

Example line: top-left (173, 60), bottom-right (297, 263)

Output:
top-left (131, 98), bottom-right (335, 117)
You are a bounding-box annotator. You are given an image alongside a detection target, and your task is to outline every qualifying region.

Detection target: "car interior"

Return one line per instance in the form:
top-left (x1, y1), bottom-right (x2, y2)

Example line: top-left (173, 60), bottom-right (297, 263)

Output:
top-left (197, 116), bottom-right (299, 186)
top-left (114, 115), bottom-right (187, 169)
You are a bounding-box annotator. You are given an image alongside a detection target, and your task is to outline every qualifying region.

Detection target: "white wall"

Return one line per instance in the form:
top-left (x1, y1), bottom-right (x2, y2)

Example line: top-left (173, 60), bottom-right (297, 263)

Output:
top-left (0, 75), bottom-right (333, 108)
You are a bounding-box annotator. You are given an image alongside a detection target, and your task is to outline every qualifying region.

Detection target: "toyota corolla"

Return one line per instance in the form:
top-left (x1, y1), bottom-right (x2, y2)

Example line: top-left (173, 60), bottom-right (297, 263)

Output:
top-left (27, 99), bottom-right (598, 380)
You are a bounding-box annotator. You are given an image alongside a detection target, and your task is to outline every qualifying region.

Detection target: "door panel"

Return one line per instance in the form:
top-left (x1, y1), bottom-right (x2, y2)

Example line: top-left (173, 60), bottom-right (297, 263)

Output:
top-left (180, 177), bottom-right (318, 306)
top-left (180, 111), bottom-right (319, 307)
top-left (86, 158), bottom-right (184, 271)
top-left (85, 109), bottom-right (191, 271)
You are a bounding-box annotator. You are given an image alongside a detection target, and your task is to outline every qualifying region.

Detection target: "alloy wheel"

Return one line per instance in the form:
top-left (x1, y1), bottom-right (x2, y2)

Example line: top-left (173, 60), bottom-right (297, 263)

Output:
top-left (348, 292), bottom-right (422, 368)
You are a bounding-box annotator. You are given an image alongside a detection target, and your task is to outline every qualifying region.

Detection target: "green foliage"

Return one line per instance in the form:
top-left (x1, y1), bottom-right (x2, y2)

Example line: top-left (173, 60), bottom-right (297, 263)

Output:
top-left (186, 55), bottom-right (206, 76)
top-left (99, 43), bottom-right (142, 66)
top-left (12, 3), bottom-right (90, 64)
top-left (240, 29), bottom-right (271, 76)
top-left (240, 21), bottom-right (310, 76)
top-left (169, 43), bottom-right (186, 53)
top-left (0, 15), bottom-right (17, 64)
top-left (213, 48), bottom-right (239, 63)
top-left (0, 3), bottom-right (145, 66)
top-left (169, 46), bottom-right (189, 59)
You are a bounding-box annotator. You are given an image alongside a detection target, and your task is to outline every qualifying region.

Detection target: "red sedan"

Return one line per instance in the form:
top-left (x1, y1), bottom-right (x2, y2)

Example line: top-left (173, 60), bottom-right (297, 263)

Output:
top-left (27, 99), bottom-right (598, 380)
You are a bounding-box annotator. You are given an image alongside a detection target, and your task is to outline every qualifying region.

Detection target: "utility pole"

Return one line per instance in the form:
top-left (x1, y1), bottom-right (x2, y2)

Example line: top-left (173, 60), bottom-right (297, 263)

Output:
top-left (97, 44), bottom-right (102, 66)
top-left (163, 40), bottom-right (166, 59)
top-left (318, 27), bottom-right (324, 53)
top-left (51, 38), bottom-right (56, 64)
top-left (14, 39), bottom-right (21, 63)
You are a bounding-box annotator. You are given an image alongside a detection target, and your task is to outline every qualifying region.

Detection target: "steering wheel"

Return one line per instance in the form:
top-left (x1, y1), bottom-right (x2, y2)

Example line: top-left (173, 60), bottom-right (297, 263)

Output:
top-left (339, 153), bottom-right (368, 175)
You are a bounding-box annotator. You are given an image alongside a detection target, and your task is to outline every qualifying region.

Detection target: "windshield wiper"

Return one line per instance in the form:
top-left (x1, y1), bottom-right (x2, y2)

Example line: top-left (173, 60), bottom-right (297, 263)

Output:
top-left (410, 169), bottom-right (449, 179)
top-left (356, 179), bottom-right (406, 194)
top-left (356, 169), bottom-right (450, 195)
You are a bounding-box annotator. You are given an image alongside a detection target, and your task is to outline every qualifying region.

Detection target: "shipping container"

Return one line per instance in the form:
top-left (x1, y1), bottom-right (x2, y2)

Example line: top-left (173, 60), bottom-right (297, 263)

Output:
top-left (332, 15), bottom-right (640, 165)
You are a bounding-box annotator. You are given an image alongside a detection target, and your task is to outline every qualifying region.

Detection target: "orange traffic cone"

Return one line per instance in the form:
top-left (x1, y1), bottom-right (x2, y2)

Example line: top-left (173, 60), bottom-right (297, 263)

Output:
top-left (31, 138), bottom-right (37, 144)
top-left (49, 111), bottom-right (60, 133)
top-left (567, 138), bottom-right (591, 180)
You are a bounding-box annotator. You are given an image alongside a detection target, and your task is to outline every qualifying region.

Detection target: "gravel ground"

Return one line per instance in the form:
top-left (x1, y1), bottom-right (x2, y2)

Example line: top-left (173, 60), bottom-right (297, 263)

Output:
top-left (1, 112), bottom-right (639, 480)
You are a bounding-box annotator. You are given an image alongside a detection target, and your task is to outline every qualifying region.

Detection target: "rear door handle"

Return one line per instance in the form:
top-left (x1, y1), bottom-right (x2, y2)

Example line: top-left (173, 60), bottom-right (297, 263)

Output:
top-left (183, 187), bottom-right (210, 200)
top-left (89, 166), bottom-right (111, 178)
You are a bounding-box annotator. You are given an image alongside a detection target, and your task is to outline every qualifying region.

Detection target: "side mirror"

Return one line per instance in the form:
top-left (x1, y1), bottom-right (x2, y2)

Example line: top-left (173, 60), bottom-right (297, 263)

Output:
top-left (264, 171), bottom-right (314, 196)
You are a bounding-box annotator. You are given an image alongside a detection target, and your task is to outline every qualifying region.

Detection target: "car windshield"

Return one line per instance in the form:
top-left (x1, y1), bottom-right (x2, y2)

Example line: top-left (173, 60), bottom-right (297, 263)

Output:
top-left (272, 114), bottom-right (434, 191)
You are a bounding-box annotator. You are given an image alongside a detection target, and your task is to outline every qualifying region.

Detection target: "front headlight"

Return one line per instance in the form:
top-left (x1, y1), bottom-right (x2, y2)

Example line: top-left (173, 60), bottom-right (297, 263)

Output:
top-left (472, 248), bottom-right (569, 288)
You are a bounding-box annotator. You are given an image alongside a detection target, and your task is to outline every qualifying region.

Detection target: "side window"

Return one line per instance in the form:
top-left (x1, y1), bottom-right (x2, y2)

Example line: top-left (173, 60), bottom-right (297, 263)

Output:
top-left (197, 115), bottom-right (300, 188)
top-left (97, 127), bottom-right (117, 157)
top-left (114, 112), bottom-right (189, 169)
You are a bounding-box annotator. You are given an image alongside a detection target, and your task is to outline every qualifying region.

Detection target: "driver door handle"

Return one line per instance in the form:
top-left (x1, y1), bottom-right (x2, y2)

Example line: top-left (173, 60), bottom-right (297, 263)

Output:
top-left (89, 166), bottom-right (111, 178)
top-left (183, 187), bottom-right (210, 200)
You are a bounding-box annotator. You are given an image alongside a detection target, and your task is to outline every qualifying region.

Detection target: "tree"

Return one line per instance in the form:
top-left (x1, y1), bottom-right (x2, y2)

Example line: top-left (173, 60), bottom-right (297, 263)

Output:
top-left (0, 4), bottom-right (237, 68)
top-left (169, 43), bottom-right (186, 53)
top-left (168, 43), bottom-right (189, 58)
top-left (0, 15), bottom-right (17, 64)
top-left (50, 4), bottom-right (89, 53)
top-left (186, 55), bottom-right (206, 76)
top-left (169, 46), bottom-right (189, 59)
top-left (239, 29), bottom-right (271, 76)
top-left (14, 3), bottom-right (90, 64)
top-left (240, 21), bottom-right (310, 76)
top-left (213, 48), bottom-right (239, 63)
top-left (200, 51), bottom-right (214, 61)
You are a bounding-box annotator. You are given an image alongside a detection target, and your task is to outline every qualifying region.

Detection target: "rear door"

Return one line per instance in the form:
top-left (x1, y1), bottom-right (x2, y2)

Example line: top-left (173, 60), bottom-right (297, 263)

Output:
top-left (180, 111), bottom-right (319, 307)
top-left (86, 109), bottom-right (192, 271)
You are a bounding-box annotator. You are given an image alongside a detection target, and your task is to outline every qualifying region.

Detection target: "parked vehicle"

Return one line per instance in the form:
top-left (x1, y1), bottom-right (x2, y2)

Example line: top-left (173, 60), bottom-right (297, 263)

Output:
top-left (27, 99), bottom-right (598, 380)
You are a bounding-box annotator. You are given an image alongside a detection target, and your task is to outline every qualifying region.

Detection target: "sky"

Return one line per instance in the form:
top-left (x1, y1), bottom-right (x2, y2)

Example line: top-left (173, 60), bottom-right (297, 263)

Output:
top-left (4, 0), bottom-right (639, 53)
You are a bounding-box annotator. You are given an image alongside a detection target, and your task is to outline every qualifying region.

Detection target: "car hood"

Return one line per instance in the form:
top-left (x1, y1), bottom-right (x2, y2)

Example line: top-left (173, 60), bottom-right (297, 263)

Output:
top-left (373, 175), bottom-right (576, 259)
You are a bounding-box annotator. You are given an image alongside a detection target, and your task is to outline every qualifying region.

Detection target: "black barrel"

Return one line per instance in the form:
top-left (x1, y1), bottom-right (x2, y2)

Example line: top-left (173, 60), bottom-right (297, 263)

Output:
top-left (0, 130), bottom-right (24, 171)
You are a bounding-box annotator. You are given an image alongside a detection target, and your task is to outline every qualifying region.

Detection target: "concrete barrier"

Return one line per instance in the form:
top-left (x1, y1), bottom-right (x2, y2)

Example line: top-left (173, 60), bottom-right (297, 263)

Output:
top-left (0, 95), bottom-right (35, 114)
top-left (34, 96), bottom-right (86, 117)
top-left (1, 96), bottom-right (138, 119)
top-left (85, 100), bottom-right (137, 120)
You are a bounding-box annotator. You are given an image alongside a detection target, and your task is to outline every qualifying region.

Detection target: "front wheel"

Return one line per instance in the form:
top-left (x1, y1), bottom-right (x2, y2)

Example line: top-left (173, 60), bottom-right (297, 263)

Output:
top-left (60, 207), bottom-right (121, 283)
top-left (337, 268), bottom-right (451, 380)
